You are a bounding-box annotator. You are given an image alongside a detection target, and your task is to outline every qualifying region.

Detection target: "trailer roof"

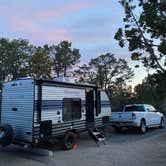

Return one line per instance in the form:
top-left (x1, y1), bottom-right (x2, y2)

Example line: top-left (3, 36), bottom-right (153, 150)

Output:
top-left (35, 78), bottom-right (97, 88)
top-left (3, 77), bottom-right (97, 89)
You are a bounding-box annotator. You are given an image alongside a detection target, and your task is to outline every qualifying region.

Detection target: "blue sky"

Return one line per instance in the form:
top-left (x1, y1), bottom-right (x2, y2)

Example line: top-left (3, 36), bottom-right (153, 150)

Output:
top-left (0, 0), bottom-right (148, 87)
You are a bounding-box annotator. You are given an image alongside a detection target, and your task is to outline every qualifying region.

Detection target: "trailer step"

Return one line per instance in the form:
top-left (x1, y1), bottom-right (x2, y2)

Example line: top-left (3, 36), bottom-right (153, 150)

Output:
top-left (88, 128), bottom-right (105, 146)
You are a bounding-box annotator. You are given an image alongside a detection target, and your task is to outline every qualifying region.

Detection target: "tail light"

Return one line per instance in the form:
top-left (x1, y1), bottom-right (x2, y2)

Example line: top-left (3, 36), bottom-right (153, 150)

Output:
top-left (132, 112), bottom-right (136, 120)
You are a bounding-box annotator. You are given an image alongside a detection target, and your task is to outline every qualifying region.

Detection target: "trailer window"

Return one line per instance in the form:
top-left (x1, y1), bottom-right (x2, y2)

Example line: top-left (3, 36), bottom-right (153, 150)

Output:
top-left (63, 98), bottom-right (81, 121)
top-left (63, 98), bottom-right (73, 121)
top-left (72, 98), bottom-right (81, 120)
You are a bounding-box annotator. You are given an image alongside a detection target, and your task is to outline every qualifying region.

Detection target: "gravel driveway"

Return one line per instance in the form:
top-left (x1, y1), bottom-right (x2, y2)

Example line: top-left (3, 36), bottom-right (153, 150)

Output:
top-left (0, 126), bottom-right (166, 166)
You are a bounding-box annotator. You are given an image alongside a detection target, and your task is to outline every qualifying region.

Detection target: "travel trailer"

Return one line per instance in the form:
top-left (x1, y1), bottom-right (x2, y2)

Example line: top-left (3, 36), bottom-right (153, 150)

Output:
top-left (0, 78), bottom-right (111, 149)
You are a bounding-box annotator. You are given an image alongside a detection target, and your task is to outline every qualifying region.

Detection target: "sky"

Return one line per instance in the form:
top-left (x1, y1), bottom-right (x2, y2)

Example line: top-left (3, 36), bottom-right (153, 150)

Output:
top-left (0, 0), bottom-right (149, 87)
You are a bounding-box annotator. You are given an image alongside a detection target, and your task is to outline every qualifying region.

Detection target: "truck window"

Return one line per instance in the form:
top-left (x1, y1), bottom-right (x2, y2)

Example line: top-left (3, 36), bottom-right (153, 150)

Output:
top-left (149, 105), bottom-right (157, 112)
top-left (125, 106), bottom-right (145, 112)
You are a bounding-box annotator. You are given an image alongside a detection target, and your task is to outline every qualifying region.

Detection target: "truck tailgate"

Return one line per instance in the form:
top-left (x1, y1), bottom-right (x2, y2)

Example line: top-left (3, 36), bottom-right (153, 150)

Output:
top-left (111, 112), bottom-right (133, 122)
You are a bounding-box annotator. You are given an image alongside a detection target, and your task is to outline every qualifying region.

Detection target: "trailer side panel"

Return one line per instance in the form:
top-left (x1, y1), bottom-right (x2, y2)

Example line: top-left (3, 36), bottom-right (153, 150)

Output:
top-left (1, 79), bottom-right (34, 142)
top-left (33, 84), bottom-right (86, 140)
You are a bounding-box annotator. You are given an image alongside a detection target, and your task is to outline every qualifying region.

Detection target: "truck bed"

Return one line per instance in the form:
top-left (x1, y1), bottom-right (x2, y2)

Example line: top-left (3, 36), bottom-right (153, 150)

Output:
top-left (111, 112), bottom-right (133, 122)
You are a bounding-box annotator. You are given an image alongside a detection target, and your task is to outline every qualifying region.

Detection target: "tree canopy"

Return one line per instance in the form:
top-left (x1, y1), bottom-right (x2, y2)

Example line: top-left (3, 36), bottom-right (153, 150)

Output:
top-left (0, 39), bottom-right (81, 87)
top-left (109, 78), bottom-right (133, 112)
top-left (90, 53), bottom-right (134, 89)
top-left (134, 72), bottom-right (166, 114)
top-left (0, 38), bottom-right (32, 87)
top-left (73, 64), bottom-right (95, 84)
top-left (28, 46), bottom-right (52, 79)
top-left (74, 53), bottom-right (134, 90)
top-left (115, 0), bottom-right (166, 72)
top-left (50, 41), bottom-right (80, 77)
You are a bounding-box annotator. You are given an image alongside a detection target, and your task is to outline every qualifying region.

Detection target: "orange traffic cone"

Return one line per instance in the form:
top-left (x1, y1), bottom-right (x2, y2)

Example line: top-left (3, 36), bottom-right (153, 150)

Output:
top-left (73, 144), bottom-right (78, 150)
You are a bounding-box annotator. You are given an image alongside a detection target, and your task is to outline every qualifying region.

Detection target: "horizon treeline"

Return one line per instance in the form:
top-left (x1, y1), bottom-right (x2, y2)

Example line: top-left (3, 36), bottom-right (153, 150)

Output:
top-left (0, 37), bottom-right (166, 114)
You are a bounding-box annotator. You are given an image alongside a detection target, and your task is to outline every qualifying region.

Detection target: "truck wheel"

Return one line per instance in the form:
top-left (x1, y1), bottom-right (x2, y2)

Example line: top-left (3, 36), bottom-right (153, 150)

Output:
top-left (0, 124), bottom-right (14, 146)
top-left (139, 120), bottom-right (146, 134)
top-left (160, 118), bottom-right (165, 128)
top-left (63, 132), bottom-right (75, 150)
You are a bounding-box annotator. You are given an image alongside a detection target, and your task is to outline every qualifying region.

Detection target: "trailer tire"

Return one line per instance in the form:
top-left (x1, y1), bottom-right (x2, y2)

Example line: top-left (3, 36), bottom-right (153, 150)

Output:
top-left (63, 132), bottom-right (75, 150)
top-left (0, 124), bottom-right (14, 147)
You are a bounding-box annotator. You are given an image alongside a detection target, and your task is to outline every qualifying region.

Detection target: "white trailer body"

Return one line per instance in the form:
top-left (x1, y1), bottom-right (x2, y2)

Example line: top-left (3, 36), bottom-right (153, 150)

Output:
top-left (1, 78), bottom-right (111, 146)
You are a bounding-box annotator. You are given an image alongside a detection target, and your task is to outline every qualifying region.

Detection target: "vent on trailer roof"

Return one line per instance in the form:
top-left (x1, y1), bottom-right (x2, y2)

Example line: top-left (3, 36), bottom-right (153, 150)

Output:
top-left (54, 77), bottom-right (75, 83)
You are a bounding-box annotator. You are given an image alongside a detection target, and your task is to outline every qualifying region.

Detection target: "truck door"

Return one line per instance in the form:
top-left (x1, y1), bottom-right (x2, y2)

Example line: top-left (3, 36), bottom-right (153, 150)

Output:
top-left (150, 105), bottom-right (161, 125)
top-left (146, 105), bottom-right (159, 126)
top-left (146, 105), bottom-right (154, 126)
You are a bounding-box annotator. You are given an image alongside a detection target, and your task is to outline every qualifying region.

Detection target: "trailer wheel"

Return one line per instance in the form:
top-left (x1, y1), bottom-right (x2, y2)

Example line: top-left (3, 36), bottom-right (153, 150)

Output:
top-left (0, 124), bottom-right (14, 147)
top-left (63, 132), bottom-right (75, 150)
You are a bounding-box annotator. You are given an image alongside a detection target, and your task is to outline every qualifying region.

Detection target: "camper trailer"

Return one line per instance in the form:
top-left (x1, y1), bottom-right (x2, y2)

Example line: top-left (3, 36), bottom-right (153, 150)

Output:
top-left (0, 78), bottom-right (111, 149)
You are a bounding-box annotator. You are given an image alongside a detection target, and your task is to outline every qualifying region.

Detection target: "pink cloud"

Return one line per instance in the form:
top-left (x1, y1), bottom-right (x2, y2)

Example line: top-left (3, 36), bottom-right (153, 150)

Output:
top-left (37, 2), bottom-right (91, 20)
top-left (7, 15), bottom-right (38, 33)
top-left (5, 1), bottom-right (91, 31)
top-left (4, 1), bottom-right (92, 42)
top-left (5, 13), bottom-right (71, 43)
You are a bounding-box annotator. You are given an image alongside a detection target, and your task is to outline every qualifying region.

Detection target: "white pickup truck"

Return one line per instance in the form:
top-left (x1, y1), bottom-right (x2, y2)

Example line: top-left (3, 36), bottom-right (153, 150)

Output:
top-left (110, 104), bottom-right (165, 134)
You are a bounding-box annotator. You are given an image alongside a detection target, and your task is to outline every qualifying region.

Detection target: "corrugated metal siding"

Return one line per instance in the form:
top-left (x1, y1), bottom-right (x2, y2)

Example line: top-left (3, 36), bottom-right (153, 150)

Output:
top-left (33, 84), bottom-right (111, 139)
top-left (33, 85), bottom-right (87, 138)
top-left (33, 119), bottom-right (86, 138)
top-left (94, 117), bottom-right (103, 127)
top-left (34, 85), bottom-right (86, 124)
top-left (1, 79), bottom-right (34, 142)
top-left (42, 86), bottom-right (86, 100)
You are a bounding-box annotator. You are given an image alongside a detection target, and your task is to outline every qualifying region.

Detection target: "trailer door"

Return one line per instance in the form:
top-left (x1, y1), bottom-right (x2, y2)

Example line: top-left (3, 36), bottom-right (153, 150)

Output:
top-left (86, 89), bottom-right (94, 128)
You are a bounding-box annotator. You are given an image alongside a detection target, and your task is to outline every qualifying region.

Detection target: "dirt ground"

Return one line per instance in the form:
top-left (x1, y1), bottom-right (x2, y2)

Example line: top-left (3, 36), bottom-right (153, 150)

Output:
top-left (0, 126), bottom-right (166, 166)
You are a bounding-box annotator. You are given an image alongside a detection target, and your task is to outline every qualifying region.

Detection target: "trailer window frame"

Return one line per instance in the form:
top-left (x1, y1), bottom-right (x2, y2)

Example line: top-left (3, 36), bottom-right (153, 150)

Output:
top-left (62, 98), bottom-right (82, 122)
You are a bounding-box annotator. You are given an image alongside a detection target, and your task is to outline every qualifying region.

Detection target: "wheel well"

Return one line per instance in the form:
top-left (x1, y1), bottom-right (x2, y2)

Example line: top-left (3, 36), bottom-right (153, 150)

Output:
top-left (141, 118), bottom-right (146, 124)
top-left (0, 124), bottom-right (14, 146)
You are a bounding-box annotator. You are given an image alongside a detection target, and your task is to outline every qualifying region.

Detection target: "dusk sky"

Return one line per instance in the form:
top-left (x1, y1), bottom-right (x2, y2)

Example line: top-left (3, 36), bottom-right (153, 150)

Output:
top-left (0, 0), bottom-right (148, 87)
